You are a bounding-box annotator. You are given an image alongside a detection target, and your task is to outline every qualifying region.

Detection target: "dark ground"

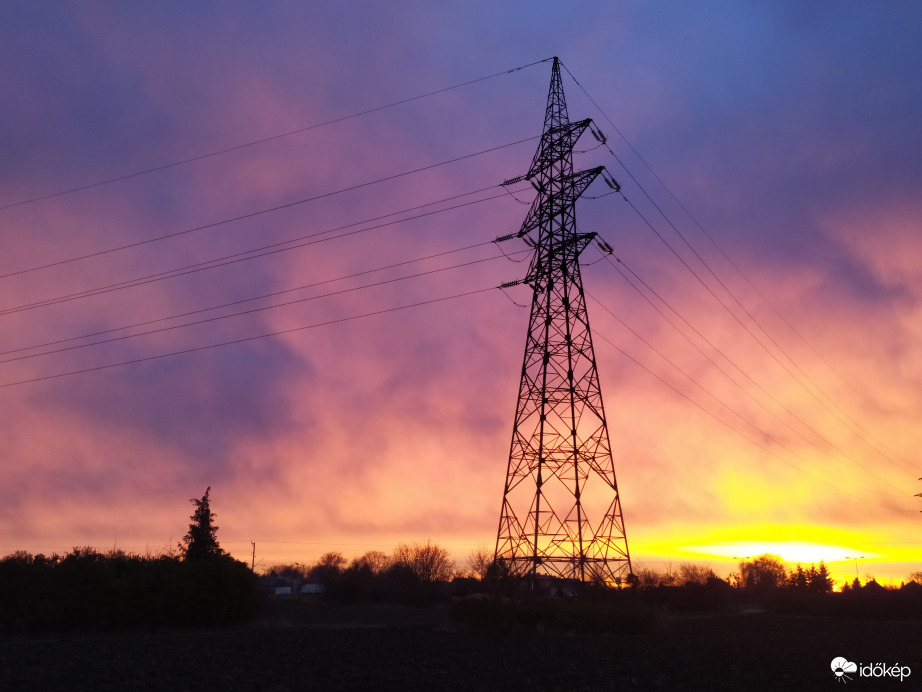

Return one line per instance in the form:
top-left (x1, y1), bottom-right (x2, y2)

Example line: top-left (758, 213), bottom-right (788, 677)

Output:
top-left (0, 607), bottom-right (917, 691)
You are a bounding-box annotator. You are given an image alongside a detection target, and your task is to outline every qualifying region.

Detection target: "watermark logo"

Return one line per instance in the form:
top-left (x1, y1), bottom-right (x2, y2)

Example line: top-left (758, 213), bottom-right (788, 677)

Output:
top-left (831, 657), bottom-right (911, 683)
top-left (831, 658), bottom-right (857, 683)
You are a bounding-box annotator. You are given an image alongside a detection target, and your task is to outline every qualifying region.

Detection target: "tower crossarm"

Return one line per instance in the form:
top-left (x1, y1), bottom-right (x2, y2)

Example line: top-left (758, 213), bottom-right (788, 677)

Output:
top-left (514, 166), bottom-right (604, 242)
top-left (526, 118), bottom-right (593, 182)
top-left (524, 232), bottom-right (597, 288)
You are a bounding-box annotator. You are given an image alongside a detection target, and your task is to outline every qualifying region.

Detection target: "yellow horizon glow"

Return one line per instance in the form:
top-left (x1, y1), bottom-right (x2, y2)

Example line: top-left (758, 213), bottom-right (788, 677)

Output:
top-left (626, 520), bottom-right (922, 582)
top-left (676, 541), bottom-right (880, 564)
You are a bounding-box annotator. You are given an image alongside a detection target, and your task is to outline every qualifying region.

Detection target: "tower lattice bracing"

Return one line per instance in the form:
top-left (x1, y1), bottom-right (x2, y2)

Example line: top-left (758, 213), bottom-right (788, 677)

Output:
top-left (494, 58), bottom-right (631, 585)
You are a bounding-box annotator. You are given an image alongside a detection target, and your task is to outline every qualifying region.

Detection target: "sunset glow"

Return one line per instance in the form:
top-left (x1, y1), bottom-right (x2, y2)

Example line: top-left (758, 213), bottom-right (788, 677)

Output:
top-left (1, 2), bottom-right (920, 590)
top-left (679, 542), bottom-right (876, 565)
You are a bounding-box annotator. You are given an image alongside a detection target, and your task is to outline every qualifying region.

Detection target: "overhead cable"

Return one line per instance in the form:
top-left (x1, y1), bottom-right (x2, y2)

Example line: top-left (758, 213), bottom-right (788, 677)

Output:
top-left (0, 184), bottom-right (526, 317)
top-left (0, 136), bottom-right (538, 282)
top-left (0, 58), bottom-right (552, 212)
top-left (0, 286), bottom-right (497, 389)
top-left (563, 59), bottom-right (918, 472)
top-left (1, 250), bottom-right (524, 365)
top-left (0, 239), bottom-right (504, 357)
top-left (590, 326), bottom-right (913, 513)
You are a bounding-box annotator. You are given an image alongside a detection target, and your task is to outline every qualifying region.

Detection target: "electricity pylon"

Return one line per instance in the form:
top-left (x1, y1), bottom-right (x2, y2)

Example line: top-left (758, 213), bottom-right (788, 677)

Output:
top-left (493, 57), bottom-right (632, 586)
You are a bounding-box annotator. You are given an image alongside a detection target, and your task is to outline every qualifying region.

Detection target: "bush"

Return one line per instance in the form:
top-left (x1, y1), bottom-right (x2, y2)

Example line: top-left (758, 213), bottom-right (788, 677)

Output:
top-left (0, 549), bottom-right (256, 634)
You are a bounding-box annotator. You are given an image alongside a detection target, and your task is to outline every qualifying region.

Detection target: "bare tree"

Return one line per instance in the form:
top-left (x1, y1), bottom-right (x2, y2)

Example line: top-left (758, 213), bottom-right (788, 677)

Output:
top-left (632, 565), bottom-right (663, 589)
top-left (467, 543), bottom-right (493, 581)
top-left (310, 552), bottom-right (346, 578)
top-left (679, 562), bottom-right (716, 585)
top-left (314, 552), bottom-right (347, 570)
top-left (393, 540), bottom-right (454, 583)
top-left (308, 551), bottom-right (347, 591)
top-left (352, 550), bottom-right (391, 575)
top-left (660, 562), bottom-right (678, 587)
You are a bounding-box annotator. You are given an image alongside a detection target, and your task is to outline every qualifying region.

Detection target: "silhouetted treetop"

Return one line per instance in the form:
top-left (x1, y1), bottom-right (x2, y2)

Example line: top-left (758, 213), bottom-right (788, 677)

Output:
top-left (740, 554), bottom-right (786, 597)
top-left (392, 540), bottom-right (454, 583)
top-left (182, 487), bottom-right (223, 560)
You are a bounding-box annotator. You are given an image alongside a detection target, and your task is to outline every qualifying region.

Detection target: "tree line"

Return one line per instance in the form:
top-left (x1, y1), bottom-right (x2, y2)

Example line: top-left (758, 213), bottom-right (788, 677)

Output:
top-left (5, 487), bottom-right (922, 634)
top-left (262, 540), bottom-right (462, 605)
top-left (629, 554), bottom-right (922, 619)
top-left (0, 488), bottom-right (254, 634)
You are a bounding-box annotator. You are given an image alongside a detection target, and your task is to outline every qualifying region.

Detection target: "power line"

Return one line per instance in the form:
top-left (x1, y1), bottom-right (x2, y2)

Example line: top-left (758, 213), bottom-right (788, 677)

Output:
top-left (563, 60), bottom-right (918, 474)
top-left (595, 235), bottom-right (916, 492)
top-left (0, 285), bottom-right (497, 389)
top-left (586, 286), bottom-right (907, 498)
top-left (589, 326), bottom-right (913, 513)
top-left (1, 239), bottom-right (503, 357)
top-left (615, 190), bottom-right (917, 475)
top-left (0, 58), bottom-right (553, 212)
top-left (563, 59), bottom-right (904, 440)
top-left (1, 250), bottom-right (524, 365)
top-left (0, 183), bottom-right (525, 317)
top-left (589, 123), bottom-right (916, 475)
top-left (0, 136), bottom-right (537, 282)
top-left (602, 201), bottom-right (845, 447)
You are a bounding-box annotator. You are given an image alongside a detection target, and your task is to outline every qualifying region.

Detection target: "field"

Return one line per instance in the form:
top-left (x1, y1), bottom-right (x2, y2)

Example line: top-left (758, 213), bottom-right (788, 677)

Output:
top-left (1, 606), bottom-right (917, 691)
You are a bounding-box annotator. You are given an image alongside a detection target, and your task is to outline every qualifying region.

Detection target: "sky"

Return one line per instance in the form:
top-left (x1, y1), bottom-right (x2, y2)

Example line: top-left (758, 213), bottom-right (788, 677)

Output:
top-left (1, 1), bottom-right (921, 585)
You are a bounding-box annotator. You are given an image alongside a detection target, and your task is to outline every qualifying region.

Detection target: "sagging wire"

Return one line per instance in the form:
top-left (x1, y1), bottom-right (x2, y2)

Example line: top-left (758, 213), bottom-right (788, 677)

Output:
top-left (574, 141), bottom-right (606, 155)
top-left (494, 239), bottom-right (530, 263)
top-left (498, 280), bottom-right (529, 308)
top-left (502, 184), bottom-right (534, 206)
top-left (581, 249), bottom-right (610, 267)
top-left (584, 190), bottom-right (620, 200)
top-left (491, 226), bottom-right (534, 263)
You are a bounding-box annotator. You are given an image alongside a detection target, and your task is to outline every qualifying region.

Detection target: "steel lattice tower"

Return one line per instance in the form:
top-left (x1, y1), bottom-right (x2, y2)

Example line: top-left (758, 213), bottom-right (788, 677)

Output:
top-left (494, 58), bottom-right (632, 585)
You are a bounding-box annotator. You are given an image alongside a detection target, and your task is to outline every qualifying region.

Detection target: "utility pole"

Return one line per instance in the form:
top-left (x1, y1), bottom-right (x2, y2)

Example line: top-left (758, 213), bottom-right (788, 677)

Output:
top-left (493, 57), bottom-right (632, 586)
top-left (251, 541), bottom-right (256, 572)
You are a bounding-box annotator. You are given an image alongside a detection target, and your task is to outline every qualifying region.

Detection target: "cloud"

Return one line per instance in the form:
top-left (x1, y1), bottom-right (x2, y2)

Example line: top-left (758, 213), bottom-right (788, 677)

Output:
top-left (1, 2), bottom-right (920, 578)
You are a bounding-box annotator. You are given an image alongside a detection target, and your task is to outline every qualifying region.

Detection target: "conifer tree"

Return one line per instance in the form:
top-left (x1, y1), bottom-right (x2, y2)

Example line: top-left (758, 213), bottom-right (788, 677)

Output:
top-left (181, 487), bottom-right (223, 560)
top-left (808, 561), bottom-right (833, 593)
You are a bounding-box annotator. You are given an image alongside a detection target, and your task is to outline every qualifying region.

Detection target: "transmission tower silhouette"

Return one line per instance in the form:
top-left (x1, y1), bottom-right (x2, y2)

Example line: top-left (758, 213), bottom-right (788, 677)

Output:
top-left (493, 57), bottom-right (632, 585)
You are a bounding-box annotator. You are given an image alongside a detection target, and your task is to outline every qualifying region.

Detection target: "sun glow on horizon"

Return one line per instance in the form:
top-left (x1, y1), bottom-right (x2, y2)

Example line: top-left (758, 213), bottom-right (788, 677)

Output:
top-left (677, 541), bottom-right (880, 564)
